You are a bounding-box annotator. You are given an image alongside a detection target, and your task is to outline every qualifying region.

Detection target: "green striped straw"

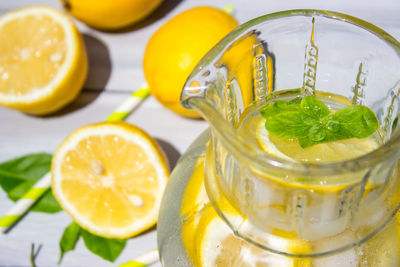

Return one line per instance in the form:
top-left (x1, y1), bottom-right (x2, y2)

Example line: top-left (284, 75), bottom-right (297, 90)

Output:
top-left (0, 85), bottom-right (150, 234)
top-left (118, 249), bottom-right (159, 267)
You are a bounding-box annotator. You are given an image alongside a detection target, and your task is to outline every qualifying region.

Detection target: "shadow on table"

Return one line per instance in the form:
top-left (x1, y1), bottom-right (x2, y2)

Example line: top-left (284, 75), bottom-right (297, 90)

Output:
top-left (137, 224), bottom-right (157, 238)
top-left (109, 0), bottom-right (183, 34)
top-left (44, 34), bottom-right (112, 118)
top-left (156, 138), bottom-right (181, 170)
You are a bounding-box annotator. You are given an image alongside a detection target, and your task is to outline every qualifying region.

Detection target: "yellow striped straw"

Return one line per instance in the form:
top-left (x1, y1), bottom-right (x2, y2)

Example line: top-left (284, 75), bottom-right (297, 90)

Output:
top-left (0, 85), bottom-right (150, 234)
top-left (118, 249), bottom-right (159, 267)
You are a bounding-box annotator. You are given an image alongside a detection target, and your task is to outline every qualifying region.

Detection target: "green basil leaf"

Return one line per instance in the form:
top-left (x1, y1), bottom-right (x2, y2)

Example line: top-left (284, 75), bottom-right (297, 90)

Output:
top-left (81, 229), bottom-right (126, 262)
top-left (0, 153), bottom-right (62, 213)
top-left (59, 222), bottom-right (81, 263)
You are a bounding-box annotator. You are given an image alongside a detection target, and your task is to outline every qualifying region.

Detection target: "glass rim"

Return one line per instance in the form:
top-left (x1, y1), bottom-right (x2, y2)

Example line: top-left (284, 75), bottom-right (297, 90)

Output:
top-left (184, 9), bottom-right (400, 177)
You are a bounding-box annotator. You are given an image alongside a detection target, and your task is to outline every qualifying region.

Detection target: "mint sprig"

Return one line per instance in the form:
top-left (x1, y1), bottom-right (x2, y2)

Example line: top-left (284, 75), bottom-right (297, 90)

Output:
top-left (260, 96), bottom-right (379, 148)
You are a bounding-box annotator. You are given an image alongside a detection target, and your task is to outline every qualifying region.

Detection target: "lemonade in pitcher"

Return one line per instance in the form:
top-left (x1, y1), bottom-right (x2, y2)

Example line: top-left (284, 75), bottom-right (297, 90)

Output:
top-left (158, 10), bottom-right (400, 266)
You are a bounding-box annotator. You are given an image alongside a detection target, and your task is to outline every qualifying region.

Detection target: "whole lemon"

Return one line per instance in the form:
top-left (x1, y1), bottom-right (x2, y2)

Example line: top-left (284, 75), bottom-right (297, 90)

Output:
top-left (143, 6), bottom-right (238, 118)
top-left (60, 0), bottom-right (163, 30)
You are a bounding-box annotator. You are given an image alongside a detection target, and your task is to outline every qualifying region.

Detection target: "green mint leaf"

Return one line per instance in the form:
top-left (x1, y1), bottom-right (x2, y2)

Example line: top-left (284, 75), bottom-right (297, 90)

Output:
top-left (0, 153), bottom-right (52, 193)
top-left (265, 111), bottom-right (310, 139)
top-left (0, 169), bottom-right (26, 194)
top-left (325, 119), bottom-right (340, 133)
top-left (59, 222), bottom-right (81, 263)
top-left (0, 153), bottom-right (51, 181)
top-left (332, 106), bottom-right (379, 138)
top-left (289, 96), bottom-right (303, 105)
top-left (300, 95), bottom-right (330, 120)
top-left (260, 97), bottom-right (302, 119)
top-left (298, 136), bottom-right (313, 148)
top-left (0, 153), bottom-right (62, 213)
top-left (81, 229), bottom-right (126, 262)
top-left (261, 96), bottom-right (378, 148)
top-left (30, 191), bottom-right (62, 213)
top-left (309, 123), bottom-right (326, 142)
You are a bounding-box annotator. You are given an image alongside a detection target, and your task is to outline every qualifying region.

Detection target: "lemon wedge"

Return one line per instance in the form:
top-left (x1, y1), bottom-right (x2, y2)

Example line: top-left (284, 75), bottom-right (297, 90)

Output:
top-left (52, 122), bottom-right (169, 238)
top-left (0, 5), bottom-right (87, 115)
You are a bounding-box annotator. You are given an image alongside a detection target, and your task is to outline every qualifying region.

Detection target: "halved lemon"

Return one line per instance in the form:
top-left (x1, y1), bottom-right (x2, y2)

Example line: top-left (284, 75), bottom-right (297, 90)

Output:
top-left (51, 122), bottom-right (169, 238)
top-left (0, 5), bottom-right (87, 115)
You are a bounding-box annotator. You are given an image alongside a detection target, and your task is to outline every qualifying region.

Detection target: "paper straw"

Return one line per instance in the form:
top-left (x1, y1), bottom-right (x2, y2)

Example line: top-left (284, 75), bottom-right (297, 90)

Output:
top-left (106, 86), bottom-right (150, 122)
top-left (0, 86), bottom-right (150, 233)
top-left (0, 173), bottom-right (51, 233)
top-left (222, 4), bottom-right (235, 14)
top-left (118, 249), bottom-right (159, 267)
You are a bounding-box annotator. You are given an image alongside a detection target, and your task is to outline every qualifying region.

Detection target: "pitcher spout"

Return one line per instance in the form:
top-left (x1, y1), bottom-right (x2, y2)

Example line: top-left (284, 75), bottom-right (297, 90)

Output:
top-left (181, 28), bottom-right (273, 127)
top-left (180, 70), bottom-right (211, 112)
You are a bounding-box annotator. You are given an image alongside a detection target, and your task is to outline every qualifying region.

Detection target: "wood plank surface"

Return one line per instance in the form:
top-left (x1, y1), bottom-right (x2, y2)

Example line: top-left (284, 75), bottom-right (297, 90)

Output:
top-left (1, 0), bottom-right (400, 266)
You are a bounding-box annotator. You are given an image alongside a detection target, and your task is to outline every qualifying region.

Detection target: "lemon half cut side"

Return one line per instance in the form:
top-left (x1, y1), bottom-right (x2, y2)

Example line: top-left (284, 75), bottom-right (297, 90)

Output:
top-left (0, 5), bottom-right (87, 115)
top-left (52, 122), bottom-right (169, 238)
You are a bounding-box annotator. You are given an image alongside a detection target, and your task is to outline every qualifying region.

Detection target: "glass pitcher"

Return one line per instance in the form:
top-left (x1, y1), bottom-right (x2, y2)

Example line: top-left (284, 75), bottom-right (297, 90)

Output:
top-left (158, 9), bottom-right (400, 266)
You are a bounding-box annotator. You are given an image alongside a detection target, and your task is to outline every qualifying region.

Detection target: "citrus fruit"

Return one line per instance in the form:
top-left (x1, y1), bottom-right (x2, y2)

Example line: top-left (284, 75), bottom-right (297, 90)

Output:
top-left (191, 206), bottom-right (296, 266)
top-left (179, 159), bottom-right (310, 266)
top-left (143, 6), bottom-right (238, 118)
top-left (180, 158), bottom-right (209, 259)
top-left (60, 0), bottom-right (163, 30)
top-left (193, 206), bottom-right (398, 266)
top-left (255, 118), bottom-right (379, 162)
top-left (51, 122), bottom-right (169, 238)
top-left (253, 116), bottom-right (380, 192)
top-left (0, 5), bottom-right (87, 115)
top-left (215, 33), bottom-right (274, 109)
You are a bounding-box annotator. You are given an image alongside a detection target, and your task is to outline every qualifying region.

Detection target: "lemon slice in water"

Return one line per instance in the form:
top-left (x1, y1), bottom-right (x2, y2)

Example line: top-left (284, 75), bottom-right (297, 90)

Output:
top-left (193, 207), bottom-right (295, 267)
top-left (256, 119), bottom-right (379, 163)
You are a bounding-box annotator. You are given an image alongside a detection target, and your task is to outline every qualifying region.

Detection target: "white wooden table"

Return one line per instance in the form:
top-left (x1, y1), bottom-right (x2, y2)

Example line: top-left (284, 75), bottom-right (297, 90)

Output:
top-left (1, 0), bottom-right (400, 266)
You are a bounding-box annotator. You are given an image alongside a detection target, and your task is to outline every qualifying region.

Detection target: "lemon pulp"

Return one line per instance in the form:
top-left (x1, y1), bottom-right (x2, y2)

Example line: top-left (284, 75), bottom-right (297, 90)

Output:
top-left (0, 6), bottom-right (87, 115)
top-left (52, 122), bottom-right (169, 238)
